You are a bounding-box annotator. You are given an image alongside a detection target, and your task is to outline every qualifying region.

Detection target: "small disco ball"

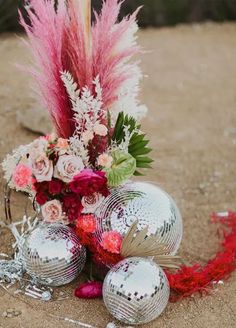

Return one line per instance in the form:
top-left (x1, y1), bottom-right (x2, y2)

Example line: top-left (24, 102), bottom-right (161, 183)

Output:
top-left (95, 181), bottom-right (183, 255)
top-left (21, 223), bottom-right (86, 286)
top-left (103, 257), bottom-right (170, 325)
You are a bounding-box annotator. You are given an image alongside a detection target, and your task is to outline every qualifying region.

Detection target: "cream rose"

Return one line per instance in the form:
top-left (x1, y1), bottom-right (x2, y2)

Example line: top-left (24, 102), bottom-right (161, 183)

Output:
top-left (81, 193), bottom-right (105, 214)
top-left (41, 200), bottom-right (63, 223)
top-left (54, 154), bottom-right (84, 183)
top-left (30, 153), bottom-right (53, 182)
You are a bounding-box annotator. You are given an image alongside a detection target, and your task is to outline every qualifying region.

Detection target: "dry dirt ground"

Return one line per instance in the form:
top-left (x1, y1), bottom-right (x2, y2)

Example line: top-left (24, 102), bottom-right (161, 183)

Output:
top-left (0, 22), bottom-right (236, 328)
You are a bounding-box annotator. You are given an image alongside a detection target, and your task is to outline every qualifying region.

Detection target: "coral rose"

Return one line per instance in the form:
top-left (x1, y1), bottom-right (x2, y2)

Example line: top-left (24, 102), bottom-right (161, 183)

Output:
top-left (101, 231), bottom-right (122, 254)
top-left (77, 214), bottom-right (97, 233)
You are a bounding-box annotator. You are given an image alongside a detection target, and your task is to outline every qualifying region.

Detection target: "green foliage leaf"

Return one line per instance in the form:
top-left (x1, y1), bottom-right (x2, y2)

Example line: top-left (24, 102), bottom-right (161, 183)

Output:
top-left (112, 112), bottom-right (153, 174)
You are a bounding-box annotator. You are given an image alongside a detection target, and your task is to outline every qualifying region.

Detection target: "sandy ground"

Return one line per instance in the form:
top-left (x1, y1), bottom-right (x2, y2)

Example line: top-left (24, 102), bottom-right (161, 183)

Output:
top-left (0, 22), bottom-right (236, 328)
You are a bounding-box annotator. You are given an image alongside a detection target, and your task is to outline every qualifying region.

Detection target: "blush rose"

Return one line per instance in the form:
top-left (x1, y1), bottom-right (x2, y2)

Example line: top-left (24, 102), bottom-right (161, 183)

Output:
top-left (30, 153), bottom-right (53, 182)
top-left (54, 155), bottom-right (84, 183)
top-left (41, 199), bottom-right (63, 223)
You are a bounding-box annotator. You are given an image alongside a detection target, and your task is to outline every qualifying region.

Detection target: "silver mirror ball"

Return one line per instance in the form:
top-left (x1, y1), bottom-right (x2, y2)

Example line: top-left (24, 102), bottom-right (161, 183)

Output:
top-left (103, 257), bottom-right (170, 325)
top-left (21, 223), bottom-right (86, 286)
top-left (95, 182), bottom-right (183, 255)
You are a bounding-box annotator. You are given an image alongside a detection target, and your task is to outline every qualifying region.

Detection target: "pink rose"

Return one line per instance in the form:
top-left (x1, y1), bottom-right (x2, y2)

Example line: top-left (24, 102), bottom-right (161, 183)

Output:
top-left (41, 199), bottom-right (63, 223)
top-left (81, 193), bottom-right (104, 214)
top-left (30, 153), bottom-right (53, 182)
top-left (12, 164), bottom-right (32, 188)
top-left (54, 155), bottom-right (84, 183)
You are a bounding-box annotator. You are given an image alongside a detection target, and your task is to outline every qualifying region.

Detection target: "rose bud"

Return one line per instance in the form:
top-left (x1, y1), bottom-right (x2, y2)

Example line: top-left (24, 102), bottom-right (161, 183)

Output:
top-left (74, 281), bottom-right (103, 299)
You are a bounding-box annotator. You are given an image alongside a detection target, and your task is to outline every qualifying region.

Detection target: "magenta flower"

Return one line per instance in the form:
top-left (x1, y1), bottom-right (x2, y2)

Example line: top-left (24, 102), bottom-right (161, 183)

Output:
top-left (74, 281), bottom-right (103, 299)
top-left (70, 169), bottom-right (109, 197)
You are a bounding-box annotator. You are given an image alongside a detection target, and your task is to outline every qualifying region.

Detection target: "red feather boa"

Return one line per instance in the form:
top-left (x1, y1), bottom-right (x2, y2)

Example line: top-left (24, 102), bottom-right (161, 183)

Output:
top-left (166, 211), bottom-right (236, 302)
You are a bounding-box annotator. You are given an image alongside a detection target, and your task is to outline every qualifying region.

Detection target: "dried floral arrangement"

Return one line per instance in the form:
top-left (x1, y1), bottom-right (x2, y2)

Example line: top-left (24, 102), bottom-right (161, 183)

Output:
top-left (2, 0), bottom-right (156, 268)
top-left (1, 1), bottom-right (236, 327)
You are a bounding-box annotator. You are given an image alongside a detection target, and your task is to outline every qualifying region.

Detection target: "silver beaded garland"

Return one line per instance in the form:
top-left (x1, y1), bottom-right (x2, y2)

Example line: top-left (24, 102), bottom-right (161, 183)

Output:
top-left (21, 223), bottom-right (86, 286)
top-left (95, 181), bottom-right (183, 255)
top-left (103, 257), bottom-right (170, 325)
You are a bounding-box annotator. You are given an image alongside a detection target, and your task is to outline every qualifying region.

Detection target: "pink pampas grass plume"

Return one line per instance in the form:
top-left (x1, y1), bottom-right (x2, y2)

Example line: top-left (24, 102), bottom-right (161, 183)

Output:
top-left (20, 0), bottom-right (92, 138)
top-left (64, 0), bottom-right (93, 90)
top-left (19, 0), bottom-right (143, 137)
top-left (92, 0), bottom-right (142, 109)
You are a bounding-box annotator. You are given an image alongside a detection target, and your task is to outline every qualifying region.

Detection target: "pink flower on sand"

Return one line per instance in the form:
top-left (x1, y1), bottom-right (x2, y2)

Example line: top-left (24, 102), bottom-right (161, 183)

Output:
top-left (93, 123), bottom-right (108, 137)
top-left (101, 231), bottom-right (123, 254)
top-left (41, 199), bottom-right (63, 223)
top-left (74, 281), bottom-right (103, 299)
top-left (97, 153), bottom-right (113, 168)
top-left (12, 164), bottom-right (32, 188)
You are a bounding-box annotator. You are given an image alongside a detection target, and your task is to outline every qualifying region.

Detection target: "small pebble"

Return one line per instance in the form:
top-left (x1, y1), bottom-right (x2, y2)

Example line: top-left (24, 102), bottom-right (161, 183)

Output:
top-left (2, 309), bottom-right (22, 318)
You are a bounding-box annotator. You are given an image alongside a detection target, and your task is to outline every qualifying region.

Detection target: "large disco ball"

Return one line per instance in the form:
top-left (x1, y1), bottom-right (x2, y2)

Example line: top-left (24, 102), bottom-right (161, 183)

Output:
top-left (21, 223), bottom-right (86, 286)
top-left (103, 257), bottom-right (170, 325)
top-left (95, 182), bottom-right (183, 255)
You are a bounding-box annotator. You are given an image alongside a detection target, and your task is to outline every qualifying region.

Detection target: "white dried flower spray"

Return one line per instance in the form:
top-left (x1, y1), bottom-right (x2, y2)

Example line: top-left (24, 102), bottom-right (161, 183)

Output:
top-left (61, 71), bottom-right (106, 165)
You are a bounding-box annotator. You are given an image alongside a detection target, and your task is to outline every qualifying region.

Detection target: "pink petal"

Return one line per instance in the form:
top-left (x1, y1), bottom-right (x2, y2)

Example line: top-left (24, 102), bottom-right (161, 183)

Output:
top-left (74, 281), bottom-right (103, 299)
